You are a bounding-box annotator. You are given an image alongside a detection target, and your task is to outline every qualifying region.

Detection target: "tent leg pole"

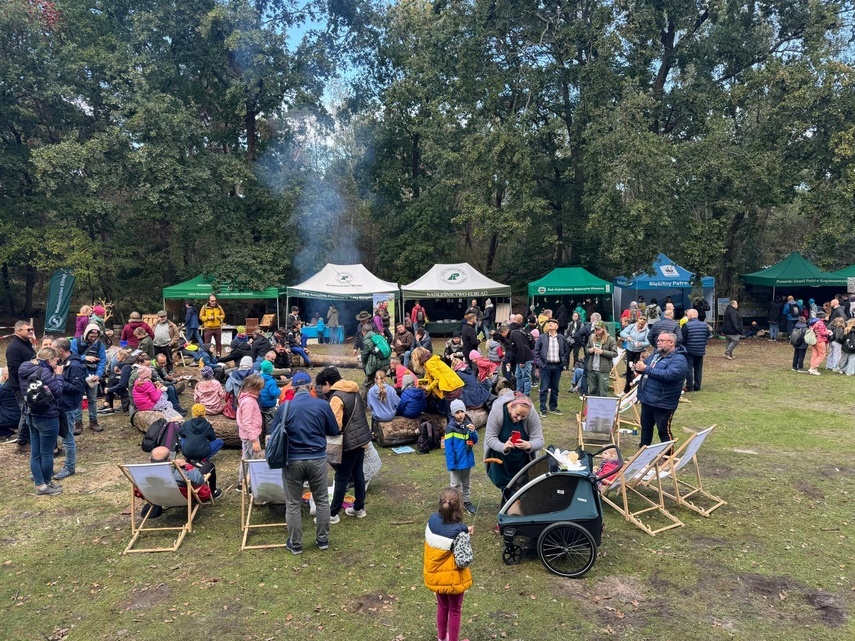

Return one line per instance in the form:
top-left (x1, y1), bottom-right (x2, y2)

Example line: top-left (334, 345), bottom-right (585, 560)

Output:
top-left (276, 295), bottom-right (280, 329)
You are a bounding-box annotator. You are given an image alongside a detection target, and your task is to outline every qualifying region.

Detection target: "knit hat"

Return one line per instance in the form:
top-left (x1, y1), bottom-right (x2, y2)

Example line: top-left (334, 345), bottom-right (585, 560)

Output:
top-left (191, 403), bottom-right (207, 418)
top-left (485, 299), bottom-right (492, 305)
top-left (449, 399), bottom-right (466, 414)
top-left (201, 366), bottom-right (214, 379)
top-left (291, 371), bottom-right (311, 386)
top-left (93, 305), bottom-right (105, 316)
top-left (259, 360), bottom-right (274, 374)
top-left (401, 374), bottom-right (415, 390)
top-left (137, 366), bottom-right (152, 380)
top-left (239, 356), bottom-right (253, 369)
top-left (236, 325), bottom-right (246, 334)
top-left (469, 349), bottom-right (481, 361)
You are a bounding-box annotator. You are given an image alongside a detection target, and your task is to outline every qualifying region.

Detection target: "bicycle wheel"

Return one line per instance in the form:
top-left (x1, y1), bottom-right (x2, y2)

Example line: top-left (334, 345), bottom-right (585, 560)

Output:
top-left (537, 521), bottom-right (596, 578)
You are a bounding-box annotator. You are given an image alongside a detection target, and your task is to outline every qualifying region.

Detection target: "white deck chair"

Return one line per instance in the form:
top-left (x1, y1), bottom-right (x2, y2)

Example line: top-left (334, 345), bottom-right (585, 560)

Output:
top-left (601, 440), bottom-right (684, 536)
top-left (617, 384), bottom-right (641, 432)
top-left (241, 459), bottom-right (288, 551)
top-left (119, 462), bottom-right (206, 554)
top-left (643, 425), bottom-right (726, 517)
top-left (609, 349), bottom-right (626, 395)
top-left (576, 395), bottom-right (620, 450)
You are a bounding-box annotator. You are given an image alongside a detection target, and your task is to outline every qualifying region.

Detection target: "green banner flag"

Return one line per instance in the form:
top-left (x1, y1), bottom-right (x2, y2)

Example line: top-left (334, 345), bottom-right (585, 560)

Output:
top-left (45, 269), bottom-right (76, 334)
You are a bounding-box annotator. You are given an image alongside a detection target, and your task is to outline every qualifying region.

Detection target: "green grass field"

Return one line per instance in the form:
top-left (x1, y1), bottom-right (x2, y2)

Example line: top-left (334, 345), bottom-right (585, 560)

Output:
top-left (1, 338), bottom-right (853, 641)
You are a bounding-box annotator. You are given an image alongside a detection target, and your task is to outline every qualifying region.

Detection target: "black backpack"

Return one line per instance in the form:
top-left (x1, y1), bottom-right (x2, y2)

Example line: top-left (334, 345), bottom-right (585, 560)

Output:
top-left (416, 419), bottom-right (442, 454)
top-left (843, 330), bottom-right (855, 354)
top-left (789, 327), bottom-right (806, 348)
top-left (141, 418), bottom-right (181, 453)
top-left (416, 308), bottom-right (425, 322)
top-left (24, 369), bottom-right (55, 410)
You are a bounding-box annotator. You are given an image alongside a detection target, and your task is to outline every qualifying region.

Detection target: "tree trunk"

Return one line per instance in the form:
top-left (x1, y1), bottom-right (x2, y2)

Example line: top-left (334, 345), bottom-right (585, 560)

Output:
top-left (246, 106), bottom-right (256, 162)
top-left (1, 263), bottom-right (15, 315)
top-left (22, 264), bottom-right (36, 317)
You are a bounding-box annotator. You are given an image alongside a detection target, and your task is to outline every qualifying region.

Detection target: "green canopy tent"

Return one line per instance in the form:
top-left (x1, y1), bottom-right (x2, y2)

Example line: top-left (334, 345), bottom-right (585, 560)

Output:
top-left (741, 252), bottom-right (847, 296)
top-left (831, 264), bottom-right (855, 278)
top-left (527, 266), bottom-right (614, 320)
top-left (162, 274), bottom-right (283, 326)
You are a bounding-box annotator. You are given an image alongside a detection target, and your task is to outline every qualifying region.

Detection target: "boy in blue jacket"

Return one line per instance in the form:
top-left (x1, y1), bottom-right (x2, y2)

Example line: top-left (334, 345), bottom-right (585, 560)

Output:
top-left (445, 399), bottom-right (478, 515)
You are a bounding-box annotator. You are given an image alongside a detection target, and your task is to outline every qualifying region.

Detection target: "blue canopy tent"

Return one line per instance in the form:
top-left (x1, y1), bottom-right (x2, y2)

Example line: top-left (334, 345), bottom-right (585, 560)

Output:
top-left (614, 253), bottom-right (715, 317)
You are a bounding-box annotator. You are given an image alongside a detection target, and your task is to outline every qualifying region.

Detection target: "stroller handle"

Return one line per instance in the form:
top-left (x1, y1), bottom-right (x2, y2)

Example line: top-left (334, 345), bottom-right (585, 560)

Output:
top-left (589, 444), bottom-right (624, 484)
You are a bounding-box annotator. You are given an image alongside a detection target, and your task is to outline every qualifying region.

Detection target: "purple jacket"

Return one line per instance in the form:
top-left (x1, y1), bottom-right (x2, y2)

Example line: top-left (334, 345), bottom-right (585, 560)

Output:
top-left (74, 314), bottom-right (90, 339)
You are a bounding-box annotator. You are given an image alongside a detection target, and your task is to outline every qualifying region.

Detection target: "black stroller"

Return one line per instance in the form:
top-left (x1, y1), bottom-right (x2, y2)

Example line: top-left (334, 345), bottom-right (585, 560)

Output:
top-left (497, 445), bottom-right (622, 578)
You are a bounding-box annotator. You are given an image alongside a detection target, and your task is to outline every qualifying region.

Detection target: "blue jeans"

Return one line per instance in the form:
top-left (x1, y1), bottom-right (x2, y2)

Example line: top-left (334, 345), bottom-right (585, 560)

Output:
top-left (538, 364), bottom-right (562, 411)
top-left (515, 361), bottom-right (533, 396)
top-left (186, 328), bottom-right (203, 345)
top-left (60, 411), bottom-right (77, 473)
top-left (69, 381), bottom-right (98, 424)
top-left (769, 322), bottom-right (779, 340)
top-left (290, 346), bottom-right (311, 366)
top-left (28, 414), bottom-right (59, 486)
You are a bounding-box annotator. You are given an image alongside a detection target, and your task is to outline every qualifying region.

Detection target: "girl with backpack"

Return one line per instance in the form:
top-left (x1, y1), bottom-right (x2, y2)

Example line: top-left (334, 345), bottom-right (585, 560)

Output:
top-left (790, 318), bottom-right (809, 372)
top-left (837, 319), bottom-right (855, 376)
top-left (807, 315), bottom-right (829, 376)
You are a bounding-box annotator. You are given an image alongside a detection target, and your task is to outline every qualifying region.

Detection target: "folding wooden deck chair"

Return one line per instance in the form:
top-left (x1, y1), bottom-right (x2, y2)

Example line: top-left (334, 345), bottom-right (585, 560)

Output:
top-left (259, 314), bottom-right (276, 331)
top-left (576, 395), bottom-right (620, 450)
top-left (601, 440), bottom-right (684, 536)
top-left (119, 461), bottom-right (209, 554)
top-left (642, 425), bottom-right (726, 517)
top-left (241, 459), bottom-right (288, 551)
top-left (617, 384), bottom-right (642, 432)
top-left (609, 349), bottom-right (626, 395)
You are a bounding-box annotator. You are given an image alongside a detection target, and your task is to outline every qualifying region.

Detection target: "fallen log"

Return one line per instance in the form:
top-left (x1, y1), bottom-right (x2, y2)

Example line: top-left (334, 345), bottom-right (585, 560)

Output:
top-left (130, 409), bottom-right (242, 449)
top-left (290, 353), bottom-right (362, 369)
top-left (374, 407), bottom-right (488, 448)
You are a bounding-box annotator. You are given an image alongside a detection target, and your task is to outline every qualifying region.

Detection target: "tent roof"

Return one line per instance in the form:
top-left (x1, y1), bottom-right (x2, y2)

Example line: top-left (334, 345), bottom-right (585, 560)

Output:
top-left (286, 264), bottom-right (399, 301)
top-left (830, 264), bottom-right (855, 278)
top-left (528, 267), bottom-right (612, 296)
top-left (401, 262), bottom-right (511, 299)
top-left (162, 274), bottom-right (282, 300)
top-left (741, 252), bottom-right (847, 287)
top-left (615, 253), bottom-right (714, 289)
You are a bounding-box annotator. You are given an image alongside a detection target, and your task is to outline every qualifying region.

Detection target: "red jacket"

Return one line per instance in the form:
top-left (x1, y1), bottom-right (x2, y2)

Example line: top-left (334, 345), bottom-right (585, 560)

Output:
top-left (121, 321), bottom-right (154, 348)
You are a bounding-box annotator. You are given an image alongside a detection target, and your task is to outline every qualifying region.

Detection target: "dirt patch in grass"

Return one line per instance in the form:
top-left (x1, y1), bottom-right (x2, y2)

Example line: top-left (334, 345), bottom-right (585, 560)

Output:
top-left (123, 583), bottom-right (172, 610)
top-left (342, 592), bottom-right (397, 617)
top-left (552, 574), bottom-right (650, 629)
top-left (794, 482), bottom-right (824, 500)
top-left (805, 591), bottom-right (848, 627)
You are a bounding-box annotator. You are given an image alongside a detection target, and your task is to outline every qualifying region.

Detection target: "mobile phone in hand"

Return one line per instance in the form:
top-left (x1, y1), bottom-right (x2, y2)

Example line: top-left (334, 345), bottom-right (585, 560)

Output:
top-left (511, 430), bottom-right (521, 443)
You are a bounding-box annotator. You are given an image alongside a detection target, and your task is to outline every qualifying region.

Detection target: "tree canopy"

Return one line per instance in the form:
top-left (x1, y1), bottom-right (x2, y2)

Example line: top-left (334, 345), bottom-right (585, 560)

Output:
top-left (2, 0), bottom-right (854, 317)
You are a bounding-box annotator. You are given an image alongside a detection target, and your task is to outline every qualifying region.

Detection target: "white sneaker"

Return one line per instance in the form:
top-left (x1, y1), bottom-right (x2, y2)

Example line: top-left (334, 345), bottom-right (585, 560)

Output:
top-left (313, 513), bottom-right (340, 524)
top-left (345, 507), bottom-right (367, 518)
top-left (808, 369), bottom-right (821, 376)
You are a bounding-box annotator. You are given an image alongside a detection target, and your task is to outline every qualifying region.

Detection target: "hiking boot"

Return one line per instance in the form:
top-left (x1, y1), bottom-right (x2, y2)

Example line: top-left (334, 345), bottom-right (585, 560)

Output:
top-left (89, 420), bottom-right (103, 432)
top-left (73, 421), bottom-right (83, 436)
top-left (36, 484), bottom-right (62, 496)
top-left (345, 507), bottom-right (366, 518)
top-left (286, 539), bottom-right (303, 555)
top-left (53, 468), bottom-right (75, 481)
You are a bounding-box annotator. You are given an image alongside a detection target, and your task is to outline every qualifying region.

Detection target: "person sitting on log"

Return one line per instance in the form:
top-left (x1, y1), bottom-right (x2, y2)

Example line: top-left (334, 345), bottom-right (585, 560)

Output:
top-left (366, 370), bottom-right (399, 422)
top-left (450, 357), bottom-right (493, 411)
top-left (193, 366), bottom-right (226, 416)
top-left (179, 404), bottom-right (224, 463)
top-left (443, 331), bottom-right (465, 365)
top-left (396, 374), bottom-right (427, 419)
top-left (132, 366), bottom-right (183, 421)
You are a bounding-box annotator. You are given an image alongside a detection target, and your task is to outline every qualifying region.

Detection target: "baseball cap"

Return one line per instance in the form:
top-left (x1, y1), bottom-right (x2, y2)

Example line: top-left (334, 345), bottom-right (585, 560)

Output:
top-left (291, 371), bottom-right (311, 385)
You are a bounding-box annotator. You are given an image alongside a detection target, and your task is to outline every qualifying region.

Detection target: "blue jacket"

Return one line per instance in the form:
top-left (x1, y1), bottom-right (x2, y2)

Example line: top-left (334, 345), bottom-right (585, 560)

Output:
top-left (18, 360), bottom-right (66, 418)
top-left (638, 346), bottom-right (690, 411)
top-left (259, 373), bottom-right (280, 409)
top-left (681, 319), bottom-right (709, 356)
top-left (185, 305), bottom-right (200, 331)
top-left (277, 389), bottom-right (339, 461)
top-left (69, 337), bottom-right (106, 378)
top-left (647, 318), bottom-right (681, 348)
top-left (445, 415), bottom-right (478, 471)
top-left (620, 324), bottom-right (650, 353)
top-left (455, 366), bottom-right (491, 409)
top-left (533, 332), bottom-right (569, 367)
top-left (57, 353), bottom-right (87, 412)
top-left (397, 387), bottom-right (426, 418)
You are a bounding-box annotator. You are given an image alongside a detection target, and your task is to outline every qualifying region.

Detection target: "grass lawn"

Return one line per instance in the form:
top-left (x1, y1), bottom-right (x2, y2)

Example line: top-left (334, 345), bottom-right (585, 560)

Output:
top-left (1, 337), bottom-right (854, 641)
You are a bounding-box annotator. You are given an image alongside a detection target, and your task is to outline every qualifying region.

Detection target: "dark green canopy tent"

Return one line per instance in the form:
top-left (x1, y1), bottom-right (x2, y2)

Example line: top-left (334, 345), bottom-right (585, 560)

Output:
top-left (162, 274), bottom-right (283, 300)
top-left (741, 252), bottom-right (847, 289)
top-left (527, 267), bottom-right (612, 297)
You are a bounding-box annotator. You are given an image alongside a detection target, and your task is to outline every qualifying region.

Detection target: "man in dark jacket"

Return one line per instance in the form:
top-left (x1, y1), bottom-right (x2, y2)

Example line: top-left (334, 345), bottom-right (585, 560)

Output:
top-left (635, 332), bottom-right (689, 450)
top-left (648, 310), bottom-right (681, 348)
top-left (533, 318), bottom-right (568, 417)
top-left (6, 320), bottom-right (36, 450)
top-left (721, 300), bottom-right (744, 359)
top-left (276, 372), bottom-right (340, 555)
top-left (767, 296), bottom-right (783, 341)
top-left (250, 328), bottom-right (272, 361)
top-left (509, 315), bottom-right (535, 396)
top-left (52, 338), bottom-right (87, 480)
top-left (461, 313), bottom-right (480, 363)
top-left (681, 309), bottom-right (708, 392)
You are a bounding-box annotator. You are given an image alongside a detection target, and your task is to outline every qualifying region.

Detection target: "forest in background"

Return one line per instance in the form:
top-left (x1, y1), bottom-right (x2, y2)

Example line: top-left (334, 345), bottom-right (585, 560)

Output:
top-left (3, 0), bottom-right (855, 319)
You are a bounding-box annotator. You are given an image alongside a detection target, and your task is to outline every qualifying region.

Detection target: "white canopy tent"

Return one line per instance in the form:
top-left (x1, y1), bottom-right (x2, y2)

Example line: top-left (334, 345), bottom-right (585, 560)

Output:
top-left (401, 262), bottom-right (512, 300)
top-left (285, 263), bottom-right (399, 303)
